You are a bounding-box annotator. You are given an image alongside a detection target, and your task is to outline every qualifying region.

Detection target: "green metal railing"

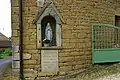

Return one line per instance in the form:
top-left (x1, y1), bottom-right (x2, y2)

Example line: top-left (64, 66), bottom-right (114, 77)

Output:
top-left (92, 24), bottom-right (120, 64)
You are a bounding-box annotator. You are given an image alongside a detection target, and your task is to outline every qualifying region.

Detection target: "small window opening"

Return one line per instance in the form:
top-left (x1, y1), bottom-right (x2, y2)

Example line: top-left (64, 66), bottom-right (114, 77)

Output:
top-left (115, 15), bottom-right (120, 27)
top-left (114, 15), bottom-right (120, 47)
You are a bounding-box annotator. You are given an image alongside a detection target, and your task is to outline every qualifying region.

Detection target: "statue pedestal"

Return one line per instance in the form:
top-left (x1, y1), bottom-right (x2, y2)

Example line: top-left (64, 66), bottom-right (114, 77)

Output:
top-left (44, 43), bottom-right (49, 47)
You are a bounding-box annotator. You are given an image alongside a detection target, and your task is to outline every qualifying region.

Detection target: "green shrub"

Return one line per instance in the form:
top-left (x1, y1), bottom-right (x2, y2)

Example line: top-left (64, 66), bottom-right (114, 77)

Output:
top-left (0, 48), bottom-right (12, 57)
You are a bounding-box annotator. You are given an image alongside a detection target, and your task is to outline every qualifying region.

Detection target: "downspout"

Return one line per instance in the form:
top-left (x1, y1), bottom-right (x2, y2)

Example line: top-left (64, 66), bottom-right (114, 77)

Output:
top-left (18, 0), bottom-right (24, 80)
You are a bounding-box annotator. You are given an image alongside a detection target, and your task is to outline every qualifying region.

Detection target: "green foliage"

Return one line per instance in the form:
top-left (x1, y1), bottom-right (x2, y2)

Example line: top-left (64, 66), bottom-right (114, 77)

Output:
top-left (0, 48), bottom-right (12, 57)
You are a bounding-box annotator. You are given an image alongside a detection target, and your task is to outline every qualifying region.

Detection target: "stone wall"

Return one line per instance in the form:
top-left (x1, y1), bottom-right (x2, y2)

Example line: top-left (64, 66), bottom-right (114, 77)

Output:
top-left (11, 0), bottom-right (120, 79)
top-left (56, 0), bottom-right (115, 75)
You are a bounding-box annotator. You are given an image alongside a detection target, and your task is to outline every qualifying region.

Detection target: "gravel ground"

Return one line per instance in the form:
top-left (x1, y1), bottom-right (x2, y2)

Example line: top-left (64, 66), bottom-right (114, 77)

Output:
top-left (96, 74), bottom-right (120, 80)
top-left (0, 56), bottom-right (12, 75)
top-left (69, 74), bottom-right (120, 80)
top-left (67, 63), bottom-right (120, 80)
top-left (1, 63), bottom-right (120, 80)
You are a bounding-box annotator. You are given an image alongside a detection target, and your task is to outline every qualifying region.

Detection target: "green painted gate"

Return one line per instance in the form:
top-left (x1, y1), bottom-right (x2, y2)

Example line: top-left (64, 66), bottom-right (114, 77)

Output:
top-left (92, 24), bottom-right (120, 64)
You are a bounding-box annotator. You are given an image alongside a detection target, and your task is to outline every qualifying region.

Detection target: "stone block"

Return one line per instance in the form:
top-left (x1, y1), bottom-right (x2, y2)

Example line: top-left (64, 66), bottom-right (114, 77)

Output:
top-left (62, 39), bottom-right (69, 43)
top-left (12, 61), bottom-right (20, 69)
top-left (23, 53), bottom-right (32, 60)
top-left (23, 0), bottom-right (37, 7)
top-left (22, 7), bottom-right (29, 15)
top-left (13, 53), bottom-right (20, 60)
top-left (62, 43), bottom-right (76, 48)
top-left (38, 72), bottom-right (57, 77)
top-left (69, 39), bottom-right (79, 43)
top-left (23, 60), bottom-right (37, 65)
top-left (29, 23), bottom-right (37, 29)
top-left (28, 7), bottom-right (37, 15)
top-left (77, 43), bottom-right (84, 48)
top-left (59, 63), bottom-right (64, 67)
top-left (71, 33), bottom-right (78, 38)
top-left (11, 0), bottom-right (18, 7)
top-left (64, 0), bottom-right (72, 4)
top-left (12, 23), bottom-right (19, 30)
top-left (24, 44), bottom-right (36, 50)
top-left (63, 62), bottom-right (77, 66)
top-left (12, 15), bottom-right (19, 23)
top-left (74, 56), bottom-right (83, 61)
top-left (23, 37), bottom-right (30, 44)
top-left (84, 51), bottom-right (91, 55)
top-left (62, 25), bottom-right (73, 29)
top-left (32, 54), bottom-right (40, 60)
top-left (59, 53), bottom-right (68, 57)
top-left (27, 50), bottom-right (39, 54)
top-left (23, 65), bottom-right (40, 70)
top-left (12, 68), bottom-right (20, 73)
top-left (12, 45), bottom-right (19, 53)
top-left (78, 33), bottom-right (87, 39)
top-left (60, 66), bottom-right (72, 71)
top-left (25, 78), bottom-right (35, 80)
top-left (29, 39), bottom-right (37, 45)
top-left (115, 8), bottom-right (120, 15)
top-left (12, 7), bottom-right (19, 15)
top-left (74, 65), bottom-right (83, 70)
top-left (62, 30), bottom-right (72, 38)
top-left (67, 52), bottom-right (82, 56)
top-left (38, 77), bottom-right (50, 80)
top-left (32, 54), bottom-right (40, 64)
top-left (23, 23), bottom-right (29, 29)
top-left (12, 37), bottom-right (20, 44)
top-left (59, 71), bottom-right (66, 76)
top-left (59, 57), bottom-right (74, 62)
top-left (24, 69), bottom-right (37, 78)
top-left (28, 29), bottom-right (36, 33)
top-left (27, 16), bottom-right (35, 23)
top-left (12, 30), bottom-right (18, 37)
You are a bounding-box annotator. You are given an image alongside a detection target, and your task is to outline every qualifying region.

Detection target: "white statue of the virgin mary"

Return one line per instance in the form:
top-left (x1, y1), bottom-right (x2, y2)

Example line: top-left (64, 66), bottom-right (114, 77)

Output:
top-left (45, 22), bottom-right (52, 41)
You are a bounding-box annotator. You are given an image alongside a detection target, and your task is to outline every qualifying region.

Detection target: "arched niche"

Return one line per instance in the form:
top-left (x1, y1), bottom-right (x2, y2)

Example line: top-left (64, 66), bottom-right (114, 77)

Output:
top-left (41, 16), bottom-right (56, 47)
top-left (35, 2), bottom-right (63, 49)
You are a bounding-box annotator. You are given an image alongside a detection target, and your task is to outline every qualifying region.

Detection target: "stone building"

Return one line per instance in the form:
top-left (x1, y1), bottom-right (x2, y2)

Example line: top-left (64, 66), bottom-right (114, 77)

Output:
top-left (0, 32), bottom-right (11, 49)
top-left (11, 0), bottom-right (120, 79)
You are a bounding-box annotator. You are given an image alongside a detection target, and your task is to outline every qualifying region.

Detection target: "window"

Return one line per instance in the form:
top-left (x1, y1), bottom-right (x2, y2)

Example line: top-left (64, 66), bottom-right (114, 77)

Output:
top-left (115, 15), bottom-right (120, 26)
top-left (114, 15), bottom-right (120, 47)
